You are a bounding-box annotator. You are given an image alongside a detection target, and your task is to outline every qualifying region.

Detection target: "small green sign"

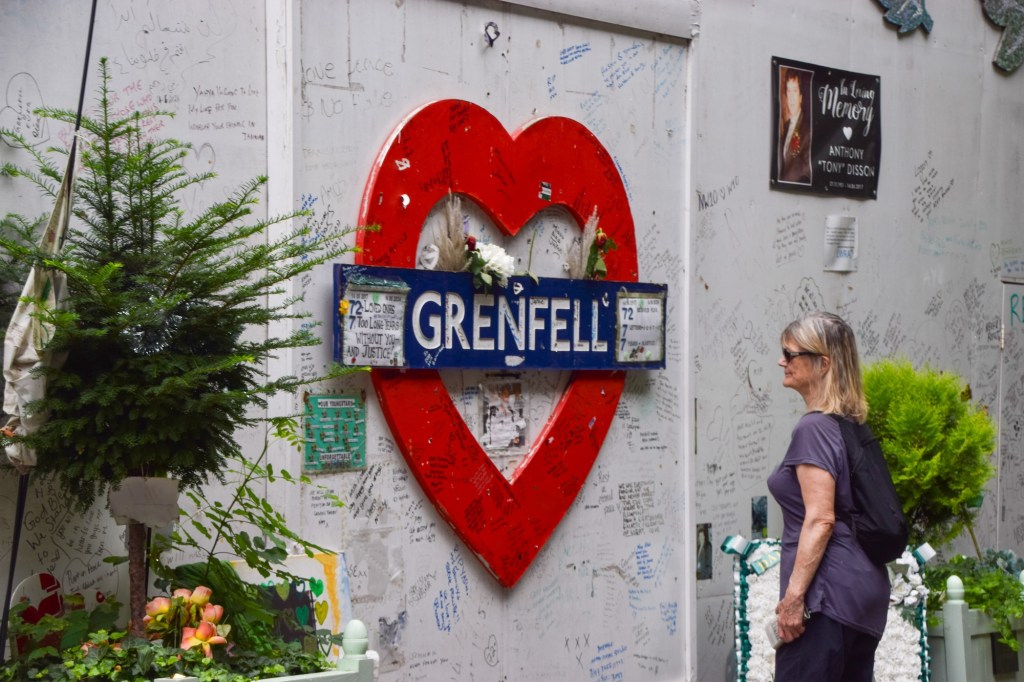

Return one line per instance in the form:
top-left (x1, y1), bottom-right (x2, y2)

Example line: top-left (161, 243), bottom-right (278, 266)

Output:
top-left (303, 393), bottom-right (367, 473)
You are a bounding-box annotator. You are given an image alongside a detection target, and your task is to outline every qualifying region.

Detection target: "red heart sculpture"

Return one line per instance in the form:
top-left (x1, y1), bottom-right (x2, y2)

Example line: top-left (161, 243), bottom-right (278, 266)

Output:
top-left (357, 99), bottom-right (637, 587)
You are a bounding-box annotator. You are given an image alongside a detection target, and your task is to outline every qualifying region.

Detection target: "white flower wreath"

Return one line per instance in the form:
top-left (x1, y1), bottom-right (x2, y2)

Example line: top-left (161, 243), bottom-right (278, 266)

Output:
top-left (730, 540), bottom-right (929, 682)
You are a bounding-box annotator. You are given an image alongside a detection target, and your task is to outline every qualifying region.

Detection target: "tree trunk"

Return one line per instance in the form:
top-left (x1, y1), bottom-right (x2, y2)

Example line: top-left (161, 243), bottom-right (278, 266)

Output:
top-left (127, 521), bottom-right (147, 638)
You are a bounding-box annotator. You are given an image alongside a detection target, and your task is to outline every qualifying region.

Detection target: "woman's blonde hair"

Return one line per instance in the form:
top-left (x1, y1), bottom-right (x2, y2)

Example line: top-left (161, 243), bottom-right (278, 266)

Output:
top-left (781, 311), bottom-right (868, 422)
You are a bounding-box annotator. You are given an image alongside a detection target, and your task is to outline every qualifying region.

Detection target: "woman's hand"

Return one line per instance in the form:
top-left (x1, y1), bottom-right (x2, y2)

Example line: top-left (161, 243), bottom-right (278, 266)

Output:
top-left (775, 594), bottom-right (807, 643)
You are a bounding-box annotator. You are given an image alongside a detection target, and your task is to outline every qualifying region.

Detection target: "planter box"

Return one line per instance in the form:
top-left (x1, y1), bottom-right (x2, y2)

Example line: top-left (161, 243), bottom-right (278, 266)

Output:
top-left (155, 658), bottom-right (374, 682)
top-left (928, 576), bottom-right (1024, 682)
top-left (255, 659), bottom-right (375, 682)
top-left (153, 649), bottom-right (375, 682)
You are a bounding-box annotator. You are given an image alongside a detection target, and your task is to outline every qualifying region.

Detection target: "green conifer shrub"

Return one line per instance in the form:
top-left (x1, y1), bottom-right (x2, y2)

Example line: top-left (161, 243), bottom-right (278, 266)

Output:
top-left (0, 57), bottom-right (360, 637)
top-left (0, 57), bottom-right (355, 506)
top-left (863, 358), bottom-right (996, 550)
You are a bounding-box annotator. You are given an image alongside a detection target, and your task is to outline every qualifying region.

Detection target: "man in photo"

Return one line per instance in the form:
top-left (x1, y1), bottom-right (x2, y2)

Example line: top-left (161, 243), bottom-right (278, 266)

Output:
top-left (778, 66), bottom-right (812, 185)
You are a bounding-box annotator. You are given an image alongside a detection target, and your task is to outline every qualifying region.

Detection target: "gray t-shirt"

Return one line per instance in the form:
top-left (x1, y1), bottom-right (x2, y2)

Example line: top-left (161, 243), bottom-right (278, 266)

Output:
top-left (766, 411), bottom-right (890, 638)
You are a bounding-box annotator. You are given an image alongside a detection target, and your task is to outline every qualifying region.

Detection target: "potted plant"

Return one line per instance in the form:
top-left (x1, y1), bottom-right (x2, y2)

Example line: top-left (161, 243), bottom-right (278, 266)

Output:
top-left (0, 57), bottom-right (359, 638)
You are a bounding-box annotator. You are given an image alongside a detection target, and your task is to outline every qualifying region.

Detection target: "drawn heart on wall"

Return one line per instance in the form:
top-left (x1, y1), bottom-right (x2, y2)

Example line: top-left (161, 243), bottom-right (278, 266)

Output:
top-left (314, 600), bottom-right (329, 625)
top-left (357, 99), bottom-right (637, 587)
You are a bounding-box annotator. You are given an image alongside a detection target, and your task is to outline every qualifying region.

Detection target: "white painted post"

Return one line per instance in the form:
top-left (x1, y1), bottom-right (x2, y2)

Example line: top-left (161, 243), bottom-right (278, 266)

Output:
top-left (339, 619), bottom-right (369, 672)
top-left (942, 575), bottom-right (970, 682)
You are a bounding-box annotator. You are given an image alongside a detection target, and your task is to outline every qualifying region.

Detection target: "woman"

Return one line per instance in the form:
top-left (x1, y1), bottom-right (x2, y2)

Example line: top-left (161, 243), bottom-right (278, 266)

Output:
top-left (766, 312), bottom-right (889, 681)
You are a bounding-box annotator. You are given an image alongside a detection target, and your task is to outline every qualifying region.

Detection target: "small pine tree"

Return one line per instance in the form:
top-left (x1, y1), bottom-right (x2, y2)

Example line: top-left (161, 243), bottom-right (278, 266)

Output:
top-left (864, 358), bottom-right (997, 550)
top-left (0, 213), bottom-right (42, 332)
top-left (0, 58), bottom-right (359, 635)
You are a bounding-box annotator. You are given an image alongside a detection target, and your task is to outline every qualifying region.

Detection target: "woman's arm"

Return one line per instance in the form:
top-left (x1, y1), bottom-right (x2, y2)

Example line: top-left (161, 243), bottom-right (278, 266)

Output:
top-left (776, 463), bottom-right (835, 642)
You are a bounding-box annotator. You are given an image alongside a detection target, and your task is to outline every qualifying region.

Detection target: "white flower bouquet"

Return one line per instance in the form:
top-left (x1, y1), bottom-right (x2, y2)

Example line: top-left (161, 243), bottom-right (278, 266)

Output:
top-left (465, 236), bottom-right (516, 288)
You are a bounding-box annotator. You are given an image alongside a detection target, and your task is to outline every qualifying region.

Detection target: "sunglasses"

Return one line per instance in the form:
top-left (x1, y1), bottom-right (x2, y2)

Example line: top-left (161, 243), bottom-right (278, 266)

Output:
top-left (782, 348), bottom-right (818, 363)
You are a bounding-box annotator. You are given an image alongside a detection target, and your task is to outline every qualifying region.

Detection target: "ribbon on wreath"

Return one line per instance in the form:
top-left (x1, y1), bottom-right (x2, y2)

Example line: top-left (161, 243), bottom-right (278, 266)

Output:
top-left (721, 535), bottom-right (781, 576)
top-left (720, 534), bottom-right (755, 680)
top-left (721, 536), bottom-right (784, 681)
top-left (720, 534), bottom-right (753, 559)
top-left (912, 542), bottom-right (936, 566)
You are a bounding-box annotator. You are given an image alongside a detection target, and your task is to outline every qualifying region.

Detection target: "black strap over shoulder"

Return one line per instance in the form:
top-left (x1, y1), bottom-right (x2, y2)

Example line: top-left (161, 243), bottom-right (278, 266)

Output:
top-left (827, 414), bottom-right (910, 565)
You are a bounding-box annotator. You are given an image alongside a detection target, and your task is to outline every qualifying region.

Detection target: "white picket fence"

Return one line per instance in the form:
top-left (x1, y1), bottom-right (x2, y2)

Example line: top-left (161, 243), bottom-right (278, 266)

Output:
top-left (928, 576), bottom-right (1024, 682)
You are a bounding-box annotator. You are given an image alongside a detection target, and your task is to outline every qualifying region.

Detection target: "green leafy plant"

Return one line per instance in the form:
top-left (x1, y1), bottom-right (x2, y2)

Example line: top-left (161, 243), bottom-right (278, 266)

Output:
top-left (863, 358), bottom-right (996, 550)
top-left (923, 551), bottom-right (1024, 650)
top-left (73, 419), bottom-right (346, 675)
top-left (0, 56), bottom-right (361, 635)
top-left (3, 564), bottom-right (341, 679)
top-left (155, 417), bottom-right (343, 580)
top-left (152, 557), bottom-right (343, 661)
top-left (0, 626), bottom-right (330, 681)
top-left (2, 426), bottom-right (344, 677)
top-left (4, 595), bottom-right (121, 663)
top-left (863, 360), bottom-right (1022, 647)
top-left (141, 418), bottom-right (346, 657)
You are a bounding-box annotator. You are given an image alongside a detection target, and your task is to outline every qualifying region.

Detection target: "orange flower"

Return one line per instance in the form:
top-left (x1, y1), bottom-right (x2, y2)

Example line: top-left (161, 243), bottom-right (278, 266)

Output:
top-left (189, 586), bottom-right (213, 606)
top-left (145, 596), bottom-right (172, 618)
top-left (143, 596), bottom-right (174, 637)
top-left (180, 620), bottom-right (227, 658)
top-left (202, 603), bottom-right (224, 624)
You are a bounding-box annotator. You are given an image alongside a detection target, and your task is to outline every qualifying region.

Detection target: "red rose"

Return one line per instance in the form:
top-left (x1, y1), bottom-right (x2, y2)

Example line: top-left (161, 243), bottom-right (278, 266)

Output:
top-left (595, 231), bottom-right (607, 248)
top-left (466, 235), bottom-right (477, 251)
